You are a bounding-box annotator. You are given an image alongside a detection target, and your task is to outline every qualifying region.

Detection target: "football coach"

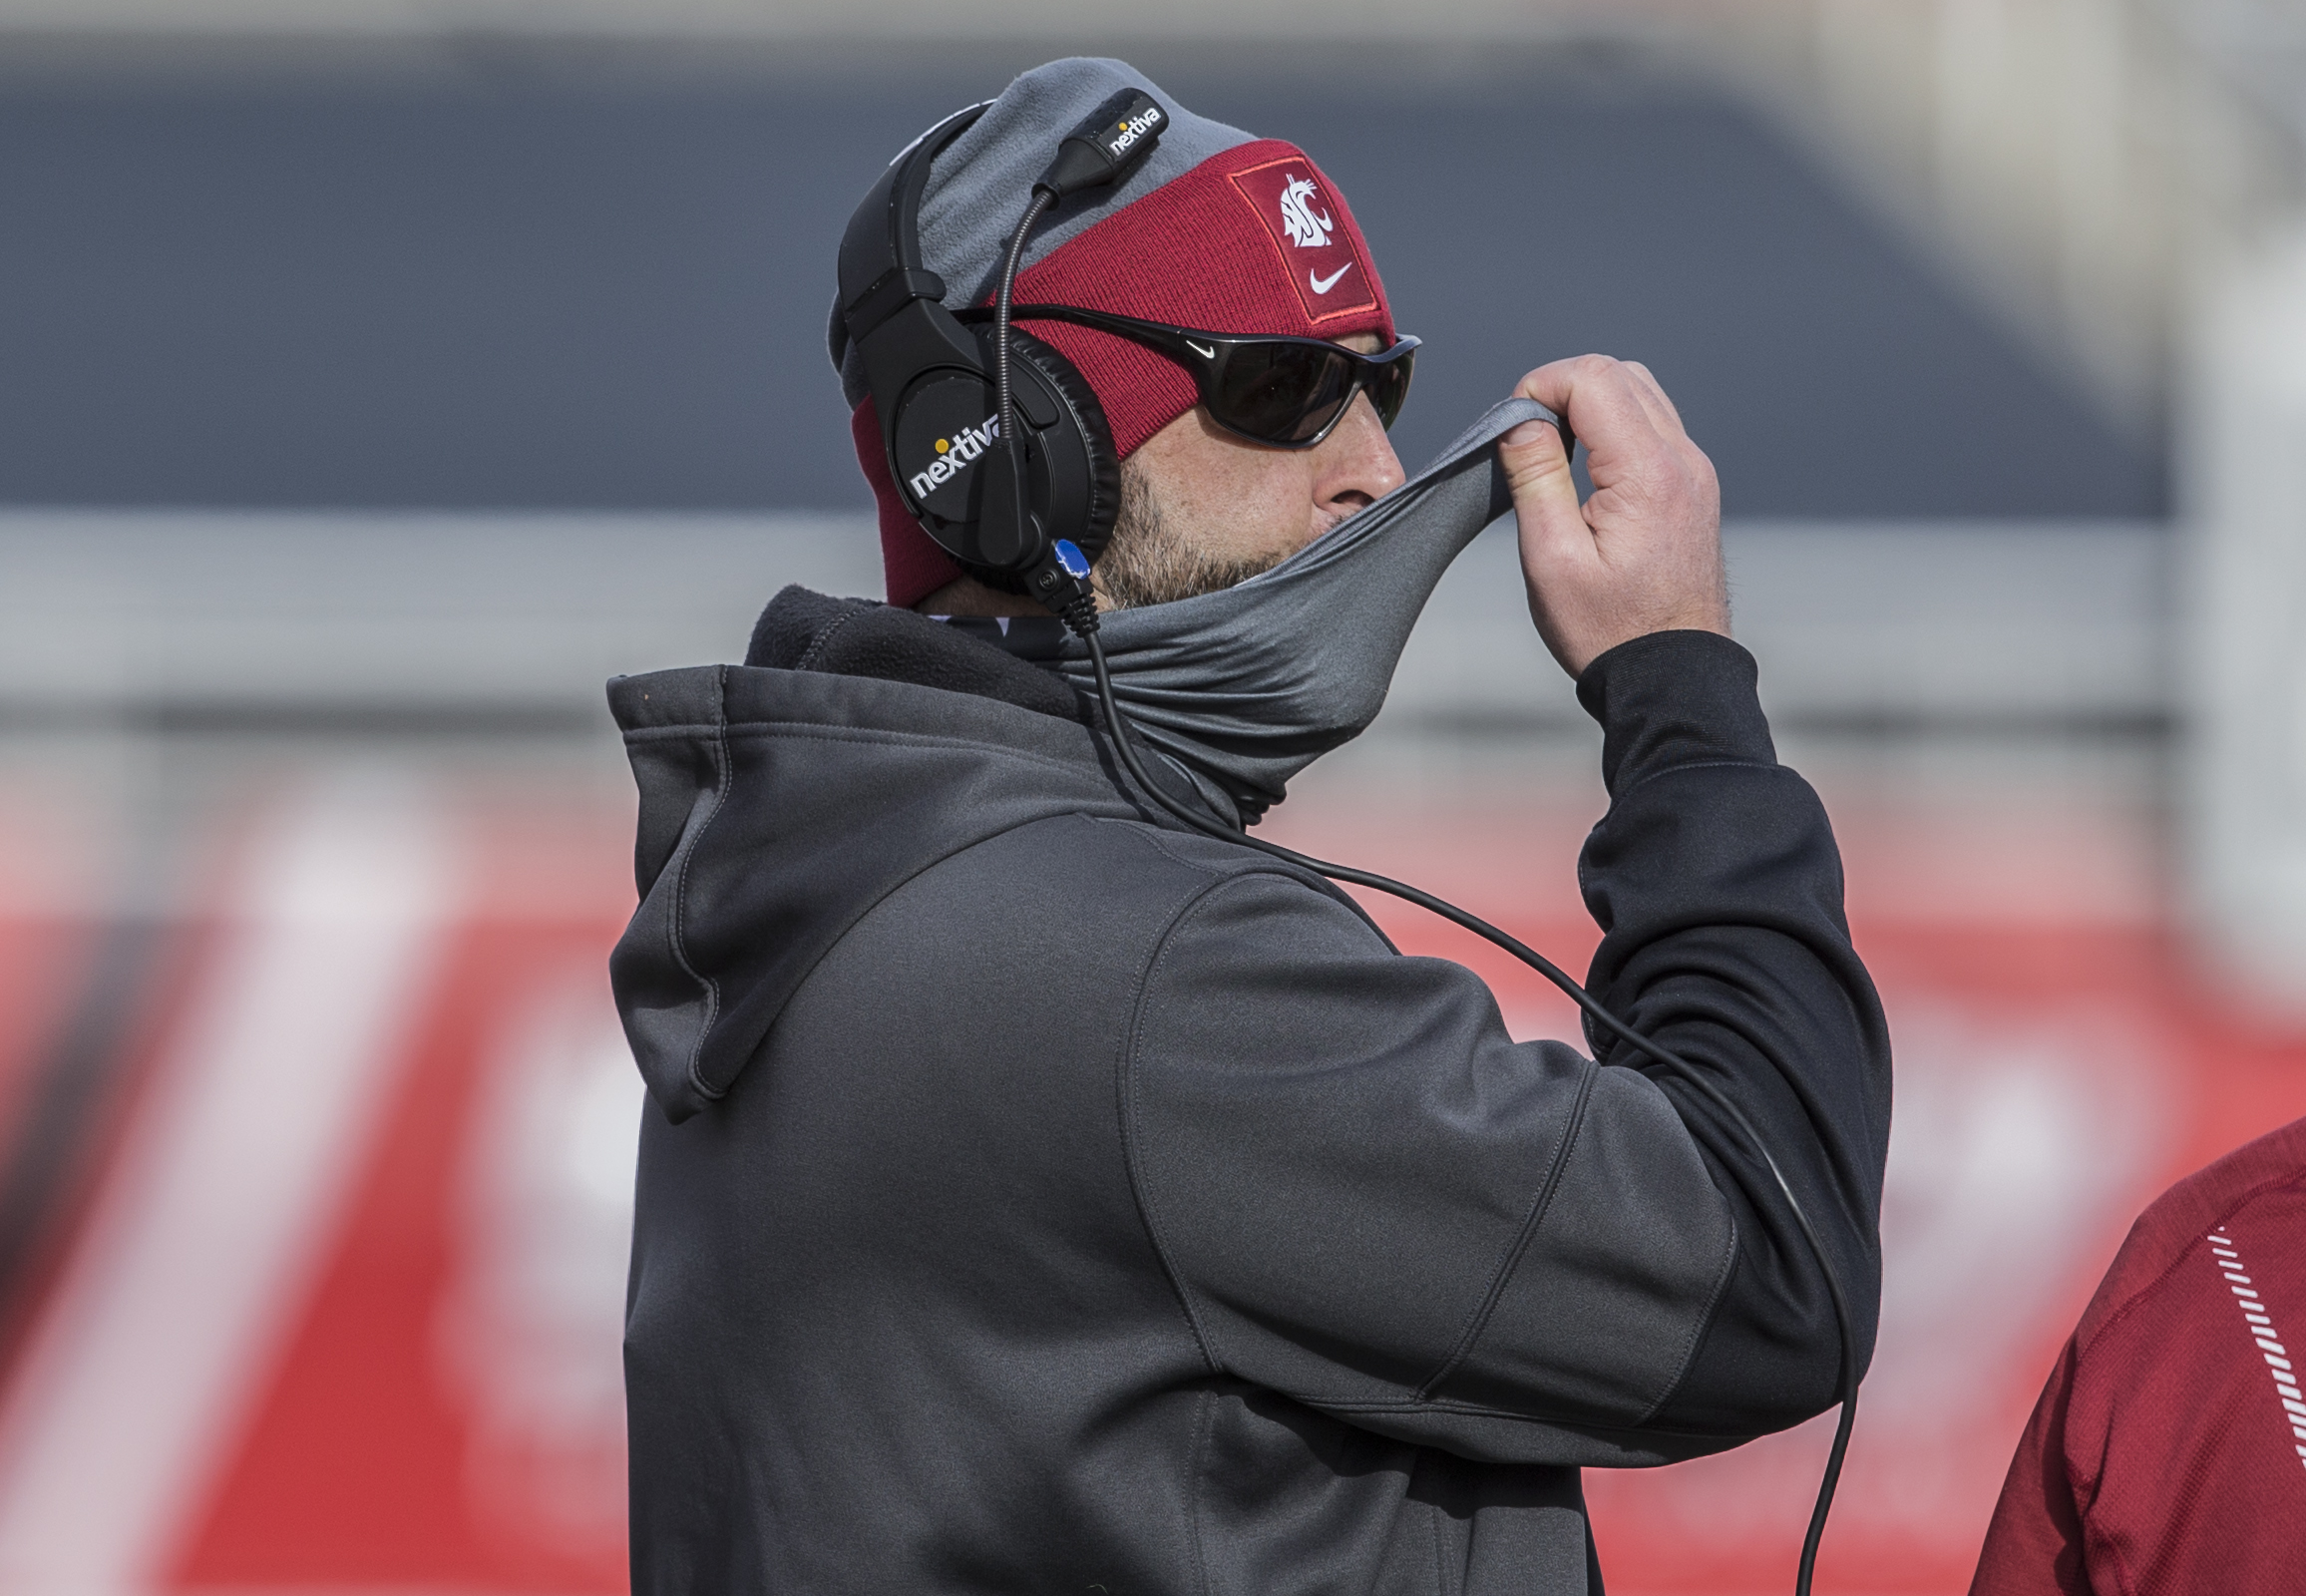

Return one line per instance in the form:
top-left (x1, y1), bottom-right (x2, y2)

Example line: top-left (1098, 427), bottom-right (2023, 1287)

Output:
top-left (609, 57), bottom-right (1890, 1596)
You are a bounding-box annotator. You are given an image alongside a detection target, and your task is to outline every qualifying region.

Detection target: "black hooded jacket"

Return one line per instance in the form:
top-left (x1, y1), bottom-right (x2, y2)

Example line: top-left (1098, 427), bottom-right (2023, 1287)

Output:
top-left (609, 589), bottom-right (1891, 1595)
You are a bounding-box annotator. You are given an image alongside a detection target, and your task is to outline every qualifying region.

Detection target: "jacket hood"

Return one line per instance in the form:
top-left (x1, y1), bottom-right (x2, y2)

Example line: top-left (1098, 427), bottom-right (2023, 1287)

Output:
top-left (607, 655), bottom-right (1160, 1122)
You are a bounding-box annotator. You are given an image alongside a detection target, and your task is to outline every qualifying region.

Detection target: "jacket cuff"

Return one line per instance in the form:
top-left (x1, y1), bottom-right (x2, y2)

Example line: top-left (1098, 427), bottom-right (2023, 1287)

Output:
top-left (1575, 629), bottom-right (1775, 799)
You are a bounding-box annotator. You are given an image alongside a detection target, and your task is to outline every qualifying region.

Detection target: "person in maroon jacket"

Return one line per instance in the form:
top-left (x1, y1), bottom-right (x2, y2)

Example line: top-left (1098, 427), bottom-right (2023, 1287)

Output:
top-left (1971, 1113), bottom-right (2306, 1594)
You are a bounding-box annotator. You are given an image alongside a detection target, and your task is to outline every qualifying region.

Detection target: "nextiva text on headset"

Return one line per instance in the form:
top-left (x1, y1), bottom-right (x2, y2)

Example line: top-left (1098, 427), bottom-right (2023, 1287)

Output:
top-left (836, 89), bottom-right (1170, 627)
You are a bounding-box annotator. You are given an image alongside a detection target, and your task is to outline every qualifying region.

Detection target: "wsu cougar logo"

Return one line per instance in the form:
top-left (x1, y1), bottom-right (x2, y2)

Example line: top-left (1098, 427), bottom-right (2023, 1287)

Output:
top-left (1277, 174), bottom-right (1335, 249)
top-left (1230, 154), bottom-right (1376, 320)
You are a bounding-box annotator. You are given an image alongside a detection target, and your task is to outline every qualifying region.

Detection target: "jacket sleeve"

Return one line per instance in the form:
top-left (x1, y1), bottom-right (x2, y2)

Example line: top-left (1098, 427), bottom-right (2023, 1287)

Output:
top-left (1122, 630), bottom-right (1889, 1467)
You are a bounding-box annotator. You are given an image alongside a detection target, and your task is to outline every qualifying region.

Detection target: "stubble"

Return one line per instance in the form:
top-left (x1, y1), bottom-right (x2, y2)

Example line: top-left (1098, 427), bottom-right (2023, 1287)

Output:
top-left (1092, 460), bottom-right (1293, 610)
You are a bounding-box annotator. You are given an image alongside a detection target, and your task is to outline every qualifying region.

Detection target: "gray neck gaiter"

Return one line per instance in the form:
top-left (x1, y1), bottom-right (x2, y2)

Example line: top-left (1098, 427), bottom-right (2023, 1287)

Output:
top-left (1049, 397), bottom-right (1551, 822)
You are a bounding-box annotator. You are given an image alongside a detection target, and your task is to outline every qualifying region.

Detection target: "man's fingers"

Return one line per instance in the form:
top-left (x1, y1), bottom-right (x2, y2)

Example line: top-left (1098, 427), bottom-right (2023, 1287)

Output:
top-left (1514, 355), bottom-right (1666, 482)
top-left (1618, 361), bottom-right (1688, 438)
top-left (1501, 354), bottom-right (1726, 676)
top-left (1496, 416), bottom-right (1587, 561)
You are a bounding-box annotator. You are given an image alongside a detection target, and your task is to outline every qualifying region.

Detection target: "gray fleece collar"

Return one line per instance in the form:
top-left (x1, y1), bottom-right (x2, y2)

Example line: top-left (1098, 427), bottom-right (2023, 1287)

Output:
top-left (1053, 398), bottom-right (1552, 819)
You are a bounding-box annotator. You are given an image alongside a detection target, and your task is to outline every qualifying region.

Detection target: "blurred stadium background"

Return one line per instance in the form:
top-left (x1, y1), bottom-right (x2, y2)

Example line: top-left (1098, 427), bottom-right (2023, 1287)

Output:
top-left (1, 1), bottom-right (2303, 1591)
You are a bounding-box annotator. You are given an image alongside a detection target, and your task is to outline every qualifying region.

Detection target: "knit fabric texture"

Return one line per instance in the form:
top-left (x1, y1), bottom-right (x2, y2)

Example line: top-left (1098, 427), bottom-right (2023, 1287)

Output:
top-left (831, 57), bottom-right (1395, 607)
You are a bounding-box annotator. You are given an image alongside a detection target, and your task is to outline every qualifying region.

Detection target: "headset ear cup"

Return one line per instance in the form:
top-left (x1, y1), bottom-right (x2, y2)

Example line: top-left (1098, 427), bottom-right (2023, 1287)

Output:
top-left (1003, 330), bottom-right (1121, 566)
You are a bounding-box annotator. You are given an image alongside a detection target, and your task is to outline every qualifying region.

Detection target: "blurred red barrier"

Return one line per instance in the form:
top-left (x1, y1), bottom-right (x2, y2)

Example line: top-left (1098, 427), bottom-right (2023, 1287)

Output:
top-left (0, 790), bottom-right (100, 1167)
top-left (0, 762), bottom-right (2292, 1595)
top-left (0, 776), bottom-right (635, 1593)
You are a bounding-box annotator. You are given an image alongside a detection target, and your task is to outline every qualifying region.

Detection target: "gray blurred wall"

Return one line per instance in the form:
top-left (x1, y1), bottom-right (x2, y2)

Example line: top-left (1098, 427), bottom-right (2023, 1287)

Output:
top-left (0, 40), bottom-right (2161, 519)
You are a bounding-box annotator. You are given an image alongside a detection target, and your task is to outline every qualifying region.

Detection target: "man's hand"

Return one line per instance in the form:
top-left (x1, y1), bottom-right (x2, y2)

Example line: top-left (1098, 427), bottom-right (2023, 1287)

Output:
top-left (1497, 355), bottom-right (1729, 677)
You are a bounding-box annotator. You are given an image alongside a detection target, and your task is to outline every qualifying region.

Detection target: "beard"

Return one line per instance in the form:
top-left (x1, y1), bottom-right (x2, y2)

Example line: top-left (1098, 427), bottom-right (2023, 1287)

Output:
top-left (1091, 459), bottom-right (1295, 610)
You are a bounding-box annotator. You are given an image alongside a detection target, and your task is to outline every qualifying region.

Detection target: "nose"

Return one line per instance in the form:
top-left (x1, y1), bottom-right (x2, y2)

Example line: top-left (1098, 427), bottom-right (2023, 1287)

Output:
top-left (1311, 393), bottom-right (1406, 521)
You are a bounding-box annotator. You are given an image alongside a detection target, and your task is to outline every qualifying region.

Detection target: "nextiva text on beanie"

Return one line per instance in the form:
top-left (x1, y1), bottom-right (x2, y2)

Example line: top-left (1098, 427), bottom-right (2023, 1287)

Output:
top-left (828, 57), bottom-right (1394, 608)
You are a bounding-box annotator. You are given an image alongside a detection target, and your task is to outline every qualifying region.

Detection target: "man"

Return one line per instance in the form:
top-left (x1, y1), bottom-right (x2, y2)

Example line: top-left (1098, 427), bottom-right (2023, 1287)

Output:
top-left (1971, 1114), bottom-right (2306, 1593)
top-left (610, 59), bottom-right (1889, 1594)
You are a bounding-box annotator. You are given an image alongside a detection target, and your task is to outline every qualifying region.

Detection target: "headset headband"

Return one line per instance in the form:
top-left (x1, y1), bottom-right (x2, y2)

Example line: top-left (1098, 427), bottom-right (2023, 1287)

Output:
top-left (836, 103), bottom-right (988, 355)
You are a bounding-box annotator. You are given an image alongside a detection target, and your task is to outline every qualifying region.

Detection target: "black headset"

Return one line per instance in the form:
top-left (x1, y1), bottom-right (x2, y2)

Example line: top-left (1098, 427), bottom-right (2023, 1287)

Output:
top-left (834, 103), bottom-right (1108, 603)
top-left (834, 90), bottom-right (1170, 619)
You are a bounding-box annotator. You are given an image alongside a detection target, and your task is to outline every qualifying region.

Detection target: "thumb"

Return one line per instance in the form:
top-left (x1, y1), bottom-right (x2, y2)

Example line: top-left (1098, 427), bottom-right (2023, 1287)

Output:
top-left (1497, 418), bottom-right (1584, 557)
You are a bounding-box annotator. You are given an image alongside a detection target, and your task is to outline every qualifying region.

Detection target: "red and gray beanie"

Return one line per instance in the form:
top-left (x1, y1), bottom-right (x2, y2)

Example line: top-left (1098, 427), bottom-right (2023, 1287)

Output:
top-left (829, 57), bottom-right (1396, 608)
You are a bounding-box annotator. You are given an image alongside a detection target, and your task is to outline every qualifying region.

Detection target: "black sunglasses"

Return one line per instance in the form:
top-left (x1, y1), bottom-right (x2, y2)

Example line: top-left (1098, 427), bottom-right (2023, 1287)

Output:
top-left (956, 302), bottom-right (1417, 450)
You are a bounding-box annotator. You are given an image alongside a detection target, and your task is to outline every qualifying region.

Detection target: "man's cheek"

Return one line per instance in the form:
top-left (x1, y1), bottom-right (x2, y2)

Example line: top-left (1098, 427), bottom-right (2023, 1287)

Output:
top-left (1234, 461), bottom-right (1312, 556)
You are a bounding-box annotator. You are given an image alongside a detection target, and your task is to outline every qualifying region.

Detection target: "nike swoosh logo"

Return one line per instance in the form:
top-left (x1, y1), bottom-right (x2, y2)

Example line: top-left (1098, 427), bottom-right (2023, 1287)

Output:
top-left (1184, 339), bottom-right (1216, 359)
top-left (1309, 262), bottom-right (1353, 294)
